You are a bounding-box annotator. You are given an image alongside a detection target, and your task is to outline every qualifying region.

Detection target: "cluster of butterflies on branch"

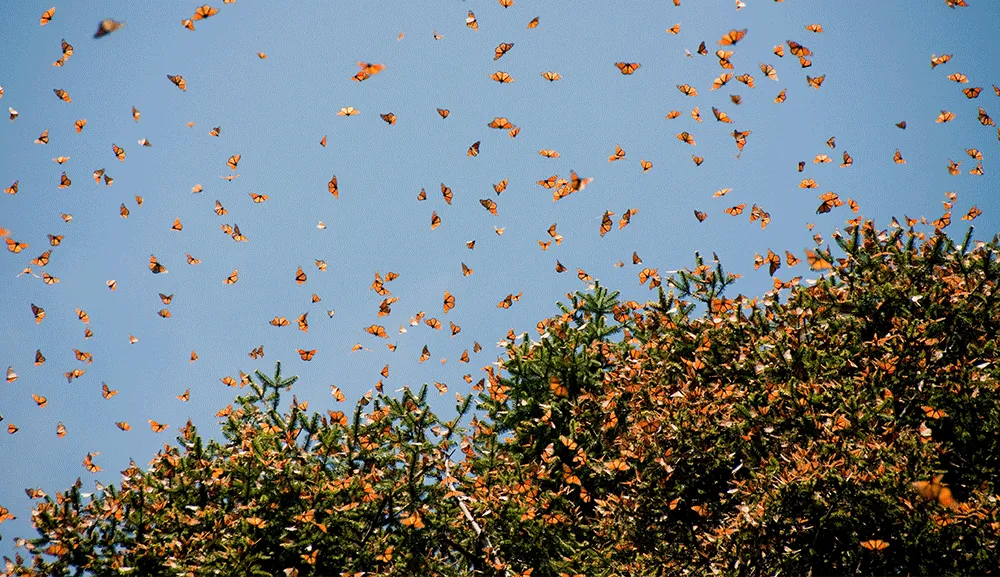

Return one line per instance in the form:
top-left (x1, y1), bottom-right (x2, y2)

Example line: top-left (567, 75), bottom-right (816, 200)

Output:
top-left (0, 0), bottom-right (992, 543)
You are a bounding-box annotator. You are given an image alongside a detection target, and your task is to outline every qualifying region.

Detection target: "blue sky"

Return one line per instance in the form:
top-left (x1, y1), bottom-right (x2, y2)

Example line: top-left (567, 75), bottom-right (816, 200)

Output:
top-left (1, 0), bottom-right (999, 550)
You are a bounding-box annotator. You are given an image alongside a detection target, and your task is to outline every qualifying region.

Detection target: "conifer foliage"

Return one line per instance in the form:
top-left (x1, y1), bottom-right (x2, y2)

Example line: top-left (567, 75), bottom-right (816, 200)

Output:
top-left (4, 220), bottom-right (1000, 575)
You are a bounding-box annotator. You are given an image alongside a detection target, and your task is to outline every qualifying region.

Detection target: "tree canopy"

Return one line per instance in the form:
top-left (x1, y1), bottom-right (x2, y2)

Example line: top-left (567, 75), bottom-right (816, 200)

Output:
top-left (4, 219), bottom-right (1000, 576)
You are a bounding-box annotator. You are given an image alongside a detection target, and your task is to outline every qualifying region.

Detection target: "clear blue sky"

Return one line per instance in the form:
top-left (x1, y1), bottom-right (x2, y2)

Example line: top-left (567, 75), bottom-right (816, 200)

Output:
top-left (1, 0), bottom-right (998, 550)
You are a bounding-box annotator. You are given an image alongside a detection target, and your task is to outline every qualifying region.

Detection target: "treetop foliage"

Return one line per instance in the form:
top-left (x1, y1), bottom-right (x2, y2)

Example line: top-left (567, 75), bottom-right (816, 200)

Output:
top-left (4, 219), bottom-right (1000, 576)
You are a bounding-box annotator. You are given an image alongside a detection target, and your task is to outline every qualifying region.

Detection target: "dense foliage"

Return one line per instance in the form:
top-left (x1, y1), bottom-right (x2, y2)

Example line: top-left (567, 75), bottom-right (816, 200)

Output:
top-left (4, 219), bottom-right (1000, 576)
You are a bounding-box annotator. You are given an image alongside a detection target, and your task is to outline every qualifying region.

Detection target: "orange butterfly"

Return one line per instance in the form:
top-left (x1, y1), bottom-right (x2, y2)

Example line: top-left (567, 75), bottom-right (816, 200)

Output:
top-left (494, 42), bottom-right (514, 60)
top-left (718, 28), bottom-right (747, 45)
top-left (297, 349), bottom-right (317, 361)
top-left (806, 75), bottom-right (825, 89)
top-left (615, 62), bottom-right (640, 75)
top-left (192, 5), bottom-right (220, 20)
top-left (541, 71), bottom-right (561, 82)
top-left (149, 420), bottom-right (169, 433)
top-left (167, 75), bottom-right (186, 91)
top-left (223, 269), bottom-right (239, 284)
top-left (381, 112), bottom-right (397, 124)
top-left (466, 11), bottom-right (478, 31)
top-left (677, 84), bottom-right (698, 97)
top-left (40, 7), bottom-right (55, 25)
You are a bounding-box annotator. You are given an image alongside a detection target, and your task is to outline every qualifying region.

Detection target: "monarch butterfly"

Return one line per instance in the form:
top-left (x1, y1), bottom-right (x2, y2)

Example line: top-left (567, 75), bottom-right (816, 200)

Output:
top-left (328, 176), bottom-right (338, 197)
top-left (946, 72), bottom-right (968, 83)
top-left (963, 206), bottom-right (982, 221)
top-left (9, 107), bottom-right (17, 121)
top-left (638, 268), bottom-right (660, 286)
top-left (787, 40), bottom-right (811, 57)
top-left (466, 11), bottom-right (478, 31)
top-left (667, 23), bottom-right (680, 34)
top-left (978, 107), bottom-right (994, 126)
top-left (488, 117), bottom-right (514, 129)
top-left (714, 187), bottom-right (732, 197)
top-left (461, 263), bottom-right (474, 276)
top-left (640, 159), bottom-right (652, 172)
top-left (34, 129), bottom-right (50, 144)
top-left (609, 145), bottom-right (625, 162)
top-left (181, 18), bottom-right (195, 30)
top-left (715, 50), bottom-right (733, 69)
top-left (490, 71), bottom-right (513, 83)
top-left (814, 155), bottom-right (832, 164)
top-left (615, 62), bottom-right (640, 75)
top-left (296, 349), bottom-right (317, 361)
top-left (969, 162), bottom-right (984, 175)
top-left (479, 198), bottom-right (498, 215)
top-left (760, 63), bottom-right (778, 80)
top-left (806, 75), bottom-right (825, 89)
top-left (53, 88), bottom-right (72, 103)
top-left (692, 155), bottom-right (704, 166)
top-left (527, 16), bottom-right (539, 28)
top-left (3, 181), bottom-right (17, 195)
top-left (712, 107), bottom-right (733, 123)
top-left (724, 204), bottom-right (747, 215)
top-left (380, 112), bottom-right (397, 124)
top-left (185, 253), bottom-right (201, 265)
top-left (40, 7), bottom-right (55, 25)
top-left (677, 132), bottom-right (695, 145)
top-left (58, 172), bottom-right (71, 188)
top-left (618, 208), bottom-right (639, 229)
top-left (859, 539), bottom-right (889, 552)
top-left (149, 420), bottom-right (169, 432)
top-left (804, 248), bottom-right (832, 270)
top-left (805, 23), bottom-right (824, 33)
top-left (33, 394), bottom-right (48, 408)
top-left (437, 108), bottom-right (450, 118)
top-left (167, 75), bottom-right (186, 91)
top-left (731, 129), bottom-right (751, 156)
top-left (893, 149), bottom-right (905, 164)
top-left (736, 73), bottom-right (754, 88)
top-left (337, 106), bottom-right (359, 116)
top-left (911, 475), bottom-right (958, 509)
top-left (539, 149), bottom-right (560, 157)
top-left (294, 266), bottom-right (307, 285)
top-left (366, 324), bottom-right (388, 338)
top-left (840, 151), bottom-right (853, 168)
top-left (223, 269), bottom-right (238, 284)
top-left (270, 317), bottom-right (289, 327)
top-left (56, 422), bottom-right (67, 438)
top-left (712, 73), bottom-right (735, 90)
top-left (717, 27), bottom-right (747, 46)
top-left (425, 317), bottom-right (441, 330)
top-left (936, 110), bottom-right (956, 123)
top-left (677, 84), bottom-right (698, 96)
top-left (440, 183), bottom-right (453, 204)
top-left (963, 87), bottom-right (982, 99)
top-left (192, 5), bottom-right (220, 20)
top-left (494, 42), bottom-right (514, 60)
top-left (599, 211), bottom-right (614, 237)
top-left (249, 192), bottom-right (268, 203)
top-left (493, 179), bottom-right (508, 195)
top-left (750, 204), bottom-right (770, 229)
top-left (468, 141), bottom-right (481, 156)
top-left (694, 210), bottom-right (708, 222)
top-left (541, 71), bottom-right (561, 81)
top-left (816, 192), bottom-right (844, 214)
top-left (929, 54), bottom-right (952, 69)
top-left (499, 0), bottom-right (514, 7)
